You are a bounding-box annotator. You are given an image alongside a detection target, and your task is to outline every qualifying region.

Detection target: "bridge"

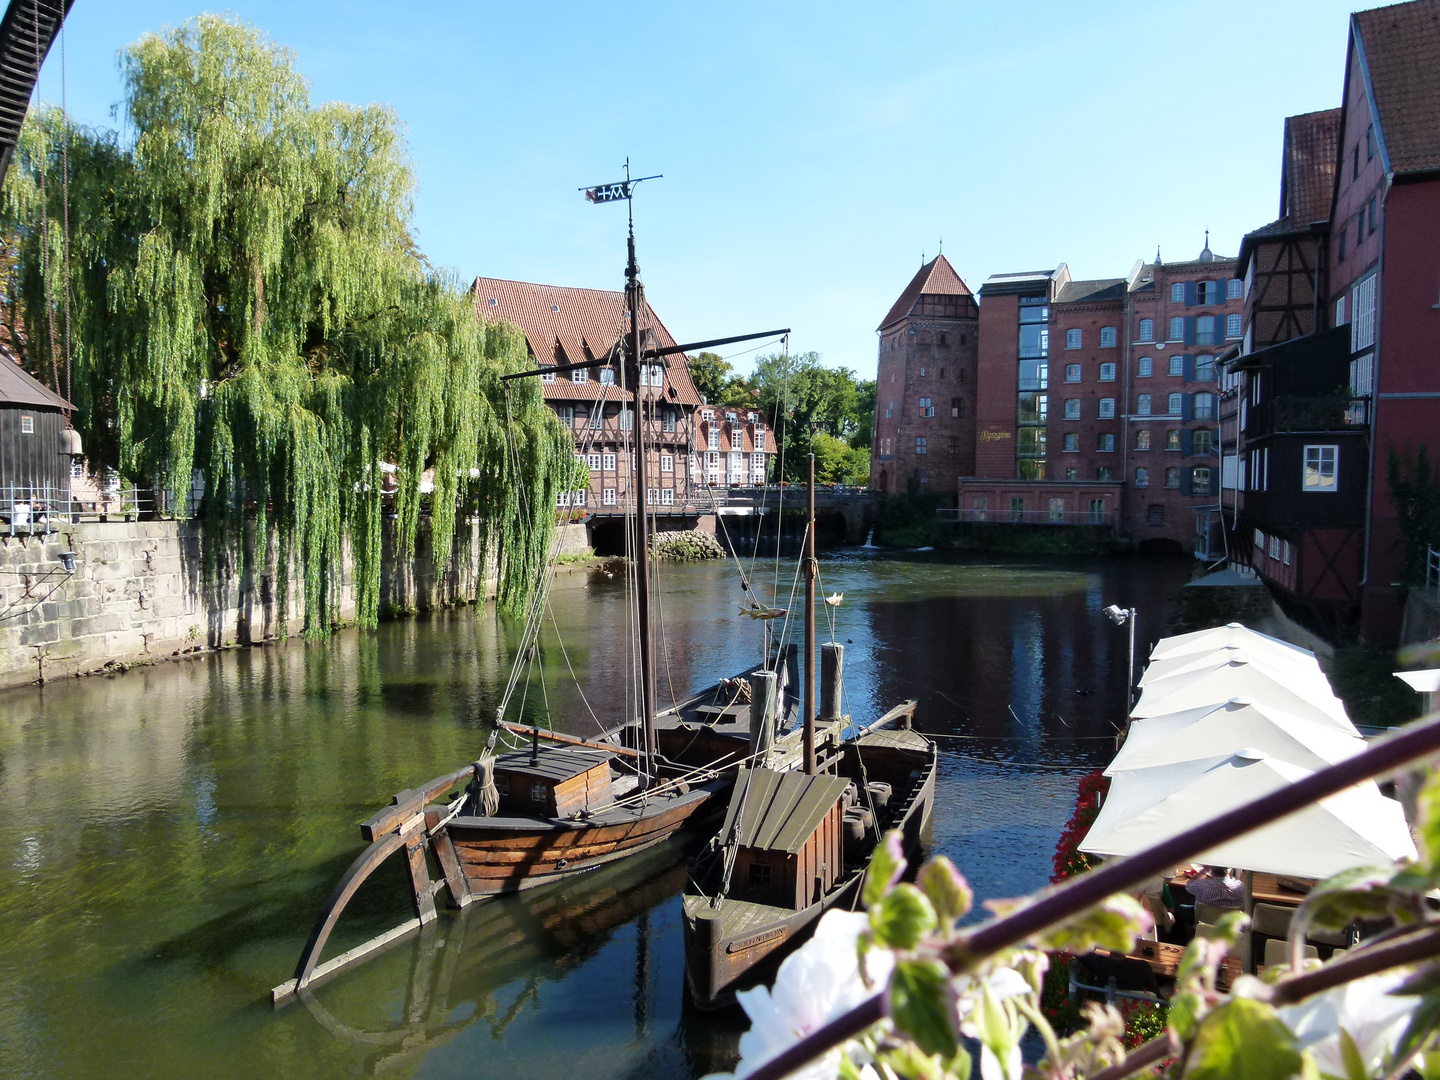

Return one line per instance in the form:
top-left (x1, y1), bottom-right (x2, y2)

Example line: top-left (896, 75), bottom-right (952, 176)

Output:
top-left (710, 485), bottom-right (878, 545)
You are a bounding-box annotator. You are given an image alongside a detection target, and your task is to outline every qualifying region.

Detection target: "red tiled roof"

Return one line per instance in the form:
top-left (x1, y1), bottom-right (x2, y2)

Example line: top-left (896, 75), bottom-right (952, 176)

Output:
top-left (876, 254), bottom-right (974, 331)
top-left (697, 414), bottom-right (777, 455)
top-left (1355, 0), bottom-right (1440, 174)
top-left (471, 277), bottom-right (704, 406)
top-left (1280, 108), bottom-right (1341, 223)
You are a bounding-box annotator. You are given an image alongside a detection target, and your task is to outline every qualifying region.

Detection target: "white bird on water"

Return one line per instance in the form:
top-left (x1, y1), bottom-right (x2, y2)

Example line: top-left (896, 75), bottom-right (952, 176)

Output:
top-left (824, 592), bottom-right (843, 607)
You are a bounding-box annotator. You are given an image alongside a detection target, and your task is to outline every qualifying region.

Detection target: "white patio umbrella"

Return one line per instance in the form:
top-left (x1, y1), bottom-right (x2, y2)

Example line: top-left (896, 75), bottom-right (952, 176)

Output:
top-left (1149, 623), bottom-right (1316, 666)
top-left (1140, 643), bottom-right (1327, 687)
top-left (1080, 749), bottom-right (1417, 879)
top-left (1106, 696), bottom-right (1366, 775)
top-left (1131, 658), bottom-right (1354, 731)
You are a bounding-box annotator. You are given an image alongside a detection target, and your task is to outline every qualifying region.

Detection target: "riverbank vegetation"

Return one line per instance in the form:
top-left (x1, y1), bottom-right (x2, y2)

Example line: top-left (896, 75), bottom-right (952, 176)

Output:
top-left (0, 16), bottom-right (580, 633)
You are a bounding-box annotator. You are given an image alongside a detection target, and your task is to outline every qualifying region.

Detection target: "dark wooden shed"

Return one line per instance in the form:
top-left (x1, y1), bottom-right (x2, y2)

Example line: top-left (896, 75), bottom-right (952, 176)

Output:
top-left (722, 769), bottom-right (849, 910)
top-left (492, 749), bottom-right (613, 819)
top-left (0, 356), bottom-right (73, 512)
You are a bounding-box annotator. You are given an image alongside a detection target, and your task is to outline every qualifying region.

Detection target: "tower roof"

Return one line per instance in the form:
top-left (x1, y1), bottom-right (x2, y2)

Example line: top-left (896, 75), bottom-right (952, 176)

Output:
top-left (876, 254), bottom-right (973, 331)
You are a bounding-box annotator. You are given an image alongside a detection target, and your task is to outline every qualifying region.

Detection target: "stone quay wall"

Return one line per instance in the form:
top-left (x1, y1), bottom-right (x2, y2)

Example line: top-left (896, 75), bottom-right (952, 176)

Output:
top-left (0, 517), bottom-right (503, 689)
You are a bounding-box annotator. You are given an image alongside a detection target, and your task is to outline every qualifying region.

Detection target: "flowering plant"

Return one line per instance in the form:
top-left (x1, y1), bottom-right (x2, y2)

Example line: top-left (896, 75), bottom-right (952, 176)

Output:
top-left (1052, 772), bottom-right (1111, 884)
top-left (709, 716), bottom-right (1440, 1080)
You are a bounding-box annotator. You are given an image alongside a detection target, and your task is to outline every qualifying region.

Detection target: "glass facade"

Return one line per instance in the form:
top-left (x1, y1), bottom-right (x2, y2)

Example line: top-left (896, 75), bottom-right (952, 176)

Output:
top-left (1017, 296), bottom-right (1049, 479)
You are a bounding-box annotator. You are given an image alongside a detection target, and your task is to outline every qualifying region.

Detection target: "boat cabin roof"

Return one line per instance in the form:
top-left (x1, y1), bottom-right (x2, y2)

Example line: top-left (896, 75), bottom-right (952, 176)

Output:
top-left (495, 749), bottom-right (609, 783)
top-left (722, 768), bottom-right (850, 855)
top-left (859, 728), bottom-right (930, 752)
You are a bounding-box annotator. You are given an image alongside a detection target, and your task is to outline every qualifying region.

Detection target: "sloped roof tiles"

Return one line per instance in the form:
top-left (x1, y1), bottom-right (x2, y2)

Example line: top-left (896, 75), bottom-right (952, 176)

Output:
top-left (1356, 0), bottom-right (1440, 175)
top-left (877, 254), bottom-right (974, 331)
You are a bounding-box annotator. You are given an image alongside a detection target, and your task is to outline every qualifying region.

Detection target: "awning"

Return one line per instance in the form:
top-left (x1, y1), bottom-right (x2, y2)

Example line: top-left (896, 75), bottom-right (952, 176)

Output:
top-left (1131, 658), bottom-right (1353, 731)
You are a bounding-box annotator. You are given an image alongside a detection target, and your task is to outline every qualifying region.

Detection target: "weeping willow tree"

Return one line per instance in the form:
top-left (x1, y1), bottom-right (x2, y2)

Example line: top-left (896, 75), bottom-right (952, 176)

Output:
top-left (0, 16), bottom-right (583, 631)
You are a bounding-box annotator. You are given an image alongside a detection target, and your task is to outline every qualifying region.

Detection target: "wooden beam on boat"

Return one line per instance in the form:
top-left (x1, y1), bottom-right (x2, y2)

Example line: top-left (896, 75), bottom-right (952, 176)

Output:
top-left (272, 916), bottom-right (424, 1005)
top-left (496, 721), bottom-right (641, 760)
top-left (853, 699), bottom-right (918, 738)
top-left (361, 764), bottom-right (476, 842)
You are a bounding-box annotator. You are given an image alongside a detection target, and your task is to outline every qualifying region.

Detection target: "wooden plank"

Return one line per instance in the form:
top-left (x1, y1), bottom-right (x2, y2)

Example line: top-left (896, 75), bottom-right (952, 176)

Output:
top-left (272, 917), bottom-right (424, 1005)
top-left (497, 721), bottom-right (639, 759)
top-left (431, 830), bottom-right (472, 908)
top-left (405, 836), bottom-right (438, 923)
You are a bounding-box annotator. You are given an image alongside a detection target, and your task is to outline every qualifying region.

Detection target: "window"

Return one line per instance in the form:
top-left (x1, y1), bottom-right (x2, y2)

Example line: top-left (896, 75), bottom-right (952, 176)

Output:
top-left (1065, 398), bottom-right (1081, 420)
top-left (1099, 362), bottom-right (1116, 382)
top-left (919, 367), bottom-right (927, 377)
top-left (752, 452), bottom-right (764, 469)
top-left (919, 397), bottom-right (934, 417)
top-left (1268, 534), bottom-right (1281, 560)
top-left (1063, 432), bottom-right (1079, 452)
top-left (1255, 528), bottom-right (1265, 548)
top-left (1097, 433), bottom-right (1115, 452)
top-left (1193, 467), bottom-right (1212, 493)
top-left (1065, 467), bottom-right (1079, 480)
top-left (1138, 357), bottom-right (1153, 377)
top-left (602, 452), bottom-right (617, 471)
top-left (707, 451), bottom-right (719, 466)
top-left (571, 367), bottom-right (589, 384)
top-left (1167, 355), bottom-right (1183, 377)
top-left (1336, 295), bottom-right (1348, 326)
top-left (574, 490), bottom-right (587, 507)
top-left (600, 367), bottom-right (615, 385)
top-left (972, 496), bottom-right (988, 521)
top-left (588, 408), bottom-right (602, 430)
top-left (1170, 282), bottom-right (1185, 303)
top-left (1009, 497), bottom-right (1025, 521)
top-left (915, 436), bottom-right (927, 455)
top-left (701, 408), bottom-right (714, 420)
top-left (1137, 393), bottom-right (1152, 415)
top-left (558, 405), bottom-right (574, 425)
top-left (587, 452), bottom-right (601, 471)
top-left (885, 401), bottom-right (893, 419)
top-left (1135, 430), bottom-right (1151, 451)
top-left (1352, 275), bottom-right (1376, 353)
top-left (1148, 504), bottom-right (1166, 525)
top-left (1065, 364), bottom-right (1082, 383)
top-left (755, 429), bottom-right (765, 450)
top-left (1196, 315), bottom-right (1217, 345)
top-left (1169, 316), bottom-right (1185, 340)
top-left (540, 369), bottom-right (556, 383)
top-left (661, 488), bottom-right (674, 506)
top-left (1197, 281), bottom-right (1219, 306)
top-left (1135, 467), bottom-right (1150, 487)
top-left (661, 453), bottom-right (673, 473)
top-left (1227, 278), bottom-right (1243, 300)
top-left (1193, 429), bottom-right (1214, 455)
top-left (1048, 498), bottom-right (1066, 523)
top-left (1283, 540), bottom-right (1292, 566)
top-left (1225, 313), bottom-right (1242, 339)
top-left (556, 490), bottom-right (571, 508)
top-left (951, 397), bottom-right (964, 418)
top-left (1098, 398), bottom-right (1116, 418)
top-left (708, 428), bottom-right (720, 451)
top-left (1164, 467), bottom-right (1180, 488)
top-left (1166, 429), bottom-right (1181, 451)
top-left (1096, 467), bottom-right (1116, 482)
top-left (1194, 393), bottom-right (1216, 420)
top-left (1167, 393), bottom-right (1183, 415)
top-left (620, 409), bottom-right (633, 431)
top-left (20, 414), bottom-right (34, 434)
top-left (1303, 445), bottom-right (1338, 491)
top-left (1066, 328), bottom-right (1082, 350)
top-left (663, 409), bottom-right (676, 433)
top-left (1195, 355), bottom-right (1215, 381)
top-left (1099, 326), bottom-right (1117, 348)
top-left (749, 863), bottom-right (772, 889)
top-left (1367, 196), bottom-right (1377, 236)
top-left (1354, 142), bottom-right (1361, 179)
top-left (1088, 498), bottom-right (1106, 523)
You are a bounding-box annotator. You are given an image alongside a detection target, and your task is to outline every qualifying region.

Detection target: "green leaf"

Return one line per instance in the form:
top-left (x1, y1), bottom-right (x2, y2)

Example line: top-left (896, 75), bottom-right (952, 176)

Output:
top-left (1419, 767), bottom-right (1440, 876)
top-left (1299, 887), bottom-right (1397, 931)
top-left (1387, 992), bottom-right (1440, 1074)
top-left (1039, 893), bottom-right (1147, 954)
top-left (888, 959), bottom-right (958, 1059)
top-left (864, 830), bottom-right (906, 908)
top-left (1183, 999), bottom-right (1302, 1080)
top-left (947, 1046), bottom-right (973, 1080)
top-left (1168, 991), bottom-right (1203, 1042)
top-left (873, 884), bottom-right (938, 950)
top-left (917, 856), bottom-right (973, 928)
top-left (1338, 1029), bottom-right (1368, 1080)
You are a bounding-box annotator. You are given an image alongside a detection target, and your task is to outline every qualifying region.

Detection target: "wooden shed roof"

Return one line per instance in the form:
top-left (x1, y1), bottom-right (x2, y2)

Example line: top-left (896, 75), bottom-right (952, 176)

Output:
top-left (495, 748), bottom-right (609, 783)
top-left (0, 354), bottom-right (70, 410)
top-left (722, 768), bottom-right (850, 855)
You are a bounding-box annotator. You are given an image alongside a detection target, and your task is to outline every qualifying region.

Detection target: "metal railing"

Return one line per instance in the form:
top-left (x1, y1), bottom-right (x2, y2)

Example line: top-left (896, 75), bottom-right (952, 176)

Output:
top-left (938, 507), bottom-right (1117, 527)
top-left (1, 482), bottom-right (171, 535)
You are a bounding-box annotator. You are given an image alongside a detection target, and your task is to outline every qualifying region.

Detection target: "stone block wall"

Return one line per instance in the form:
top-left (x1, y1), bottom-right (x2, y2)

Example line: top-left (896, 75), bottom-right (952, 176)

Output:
top-left (0, 517), bottom-right (498, 689)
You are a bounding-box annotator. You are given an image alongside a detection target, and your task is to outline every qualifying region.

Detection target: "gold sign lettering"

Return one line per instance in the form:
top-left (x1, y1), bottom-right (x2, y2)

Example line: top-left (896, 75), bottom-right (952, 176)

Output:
top-left (979, 430), bottom-right (1013, 443)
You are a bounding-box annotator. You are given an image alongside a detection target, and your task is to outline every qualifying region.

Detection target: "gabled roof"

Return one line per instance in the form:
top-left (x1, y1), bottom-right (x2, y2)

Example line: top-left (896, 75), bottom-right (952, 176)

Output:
top-left (1281, 109), bottom-right (1341, 223)
top-left (721, 767), bottom-right (850, 854)
top-left (0, 353), bottom-right (70, 410)
top-left (1053, 278), bottom-right (1127, 305)
top-left (876, 254), bottom-right (974, 331)
top-left (472, 277), bottom-right (703, 406)
top-left (1354, 0), bottom-right (1440, 175)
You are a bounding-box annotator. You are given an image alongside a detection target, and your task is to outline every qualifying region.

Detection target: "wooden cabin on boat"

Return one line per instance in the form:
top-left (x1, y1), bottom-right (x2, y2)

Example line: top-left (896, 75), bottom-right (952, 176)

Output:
top-left (724, 769), bottom-right (850, 910)
top-left (492, 750), bottom-right (613, 819)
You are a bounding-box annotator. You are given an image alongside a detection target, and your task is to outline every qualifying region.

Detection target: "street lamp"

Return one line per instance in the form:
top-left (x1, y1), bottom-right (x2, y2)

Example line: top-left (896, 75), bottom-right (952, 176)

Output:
top-left (1103, 604), bottom-right (1138, 714)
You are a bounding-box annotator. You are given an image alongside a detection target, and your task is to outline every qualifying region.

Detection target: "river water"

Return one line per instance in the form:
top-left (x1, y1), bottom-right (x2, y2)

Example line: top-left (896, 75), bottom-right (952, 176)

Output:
top-left (0, 548), bottom-right (1193, 1079)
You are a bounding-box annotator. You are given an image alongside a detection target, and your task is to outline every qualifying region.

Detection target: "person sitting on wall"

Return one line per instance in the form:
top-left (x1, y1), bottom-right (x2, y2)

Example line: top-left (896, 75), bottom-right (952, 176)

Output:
top-left (1184, 865), bottom-right (1243, 909)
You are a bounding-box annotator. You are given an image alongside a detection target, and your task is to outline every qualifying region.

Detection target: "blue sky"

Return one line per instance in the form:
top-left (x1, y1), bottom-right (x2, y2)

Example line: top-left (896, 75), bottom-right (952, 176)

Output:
top-left (42, 1), bottom-right (1365, 378)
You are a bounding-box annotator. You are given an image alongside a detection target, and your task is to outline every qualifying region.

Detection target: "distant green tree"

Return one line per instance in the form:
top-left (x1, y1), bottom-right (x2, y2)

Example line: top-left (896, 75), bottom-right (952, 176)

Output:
top-left (687, 351), bottom-right (732, 404)
top-left (750, 351), bottom-right (869, 480)
top-left (811, 432), bottom-right (852, 484)
top-left (850, 378), bottom-right (876, 451)
top-left (843, 444), bottom-right (871, 485)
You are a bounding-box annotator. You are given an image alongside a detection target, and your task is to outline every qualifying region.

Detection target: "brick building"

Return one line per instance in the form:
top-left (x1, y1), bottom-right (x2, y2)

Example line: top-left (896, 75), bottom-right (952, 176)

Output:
top-left (473, 277), bottom-right (776, 534)
top-left (871, 255), bottom-right (979, 500)
top-left (1223, 0), bottom-right (1440, 642)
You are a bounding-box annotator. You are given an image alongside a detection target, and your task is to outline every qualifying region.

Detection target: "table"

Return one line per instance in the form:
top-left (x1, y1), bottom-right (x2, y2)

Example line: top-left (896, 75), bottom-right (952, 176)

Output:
top-left (1109, 941), bottom-right (1241, 989)
top-left (1251, 872), bottom-right (1315, 906)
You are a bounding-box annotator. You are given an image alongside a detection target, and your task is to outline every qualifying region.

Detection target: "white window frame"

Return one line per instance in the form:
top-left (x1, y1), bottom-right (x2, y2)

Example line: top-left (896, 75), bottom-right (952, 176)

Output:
top-left (915, 436), bottom-right (927, 455)
top-left (660, 453), bottom-right (673, 473)
top-left (602, 452), bottom-right (617, 472)
top-left (587, 453), bottom-right (602, 471)
top-left (20, 414), bottom-right (34, 434)
top-left (1303, 444), bottom-right (1339, 492)
top-left (571, 367), bottom-right (589, 384)
top-left (603, 487), bottom-right (617, 506)
top-left (1351, 275), bottom-right (1376, 352)
top-left (919, 396), bottom-right (934, 417)
top-left (661, 487), bottom-right (674, 506)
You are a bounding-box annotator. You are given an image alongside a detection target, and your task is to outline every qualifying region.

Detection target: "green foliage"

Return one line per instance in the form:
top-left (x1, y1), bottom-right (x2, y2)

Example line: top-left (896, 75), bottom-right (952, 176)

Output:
top-left (889, 960), bottom-right (958, 1058)
top-left (872, 884), bottom-right (938, 950)
top-left (917, 856), bottom-right (972, 935)
top-left (687, 351), bottom-right (732, 404)
top-left (1387, 444), bottom-right (1440, 585)
top-left (1185, 999), bottom-right (1303, 1080)
top-left (878, 488), bottom-right (944, 547)
top-left (1325, 646), bottom-right (1421, 729)
top-left (0, 16), bottom-right (572, 632)
top-left (749, 351), bottom-right (870, 481)
top-left (812, 431), bottom-right (854, 485)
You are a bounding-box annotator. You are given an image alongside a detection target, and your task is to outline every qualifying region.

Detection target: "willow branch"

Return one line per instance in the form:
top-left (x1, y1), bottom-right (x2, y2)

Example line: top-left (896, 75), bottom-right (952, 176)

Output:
top-left (742, 713), bottom-right (1440, 1080)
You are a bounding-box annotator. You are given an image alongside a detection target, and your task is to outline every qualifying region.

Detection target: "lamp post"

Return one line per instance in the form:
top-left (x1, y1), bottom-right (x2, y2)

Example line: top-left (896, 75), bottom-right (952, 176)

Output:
top-left (1103, 604), bottom-right (1138, 715)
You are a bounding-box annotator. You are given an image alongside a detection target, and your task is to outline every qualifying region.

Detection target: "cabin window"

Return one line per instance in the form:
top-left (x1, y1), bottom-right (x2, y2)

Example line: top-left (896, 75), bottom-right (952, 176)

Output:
top-left (530, 782), bottom-right (547, 803)
top-left (748, 863), bottom-right (772, 888)
top-left (20, 415), bottom-right (34, 434)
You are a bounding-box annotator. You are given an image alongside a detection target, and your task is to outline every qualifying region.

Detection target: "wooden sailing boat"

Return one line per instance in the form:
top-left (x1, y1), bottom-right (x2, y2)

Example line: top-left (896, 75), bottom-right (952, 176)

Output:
top-left (680, 454), bottom-right (938, 1011)
top-left (274, 169), bottom-right (793, 1004)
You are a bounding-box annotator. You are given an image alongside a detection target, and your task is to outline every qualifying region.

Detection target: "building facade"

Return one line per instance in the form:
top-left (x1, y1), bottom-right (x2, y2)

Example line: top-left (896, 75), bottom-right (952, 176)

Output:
top-left (871, 255), bottom-right (979, 501)
top-left (472, 278), bottom-right (776, 529)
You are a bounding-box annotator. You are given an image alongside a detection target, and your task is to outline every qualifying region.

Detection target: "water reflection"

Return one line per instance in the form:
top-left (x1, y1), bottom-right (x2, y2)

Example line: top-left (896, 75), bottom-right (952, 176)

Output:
top-left (0, 549), bottom-right (1192, 1079)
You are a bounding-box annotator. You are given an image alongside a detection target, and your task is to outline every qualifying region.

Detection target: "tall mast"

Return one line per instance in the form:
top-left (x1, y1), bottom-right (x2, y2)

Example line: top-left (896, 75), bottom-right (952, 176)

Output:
top-left (803, 451), bottom-right (817, 774)
top-left (624, 177), bottom-right (659, 785)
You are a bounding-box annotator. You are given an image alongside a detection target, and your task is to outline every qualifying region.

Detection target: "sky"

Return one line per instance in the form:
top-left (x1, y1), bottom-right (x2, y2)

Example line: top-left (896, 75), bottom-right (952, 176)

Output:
top-left (37, 1), bottom-right (1369, 379)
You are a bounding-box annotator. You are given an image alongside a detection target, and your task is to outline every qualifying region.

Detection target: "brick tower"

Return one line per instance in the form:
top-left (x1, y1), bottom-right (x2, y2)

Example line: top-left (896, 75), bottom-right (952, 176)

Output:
top-left (871, 254), bottom-right (980, 502)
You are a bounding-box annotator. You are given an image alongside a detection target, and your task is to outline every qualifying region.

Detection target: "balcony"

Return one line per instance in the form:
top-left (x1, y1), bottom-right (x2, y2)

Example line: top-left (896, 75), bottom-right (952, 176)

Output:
top-left (1249, 395), bottom-right (1371, 434)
